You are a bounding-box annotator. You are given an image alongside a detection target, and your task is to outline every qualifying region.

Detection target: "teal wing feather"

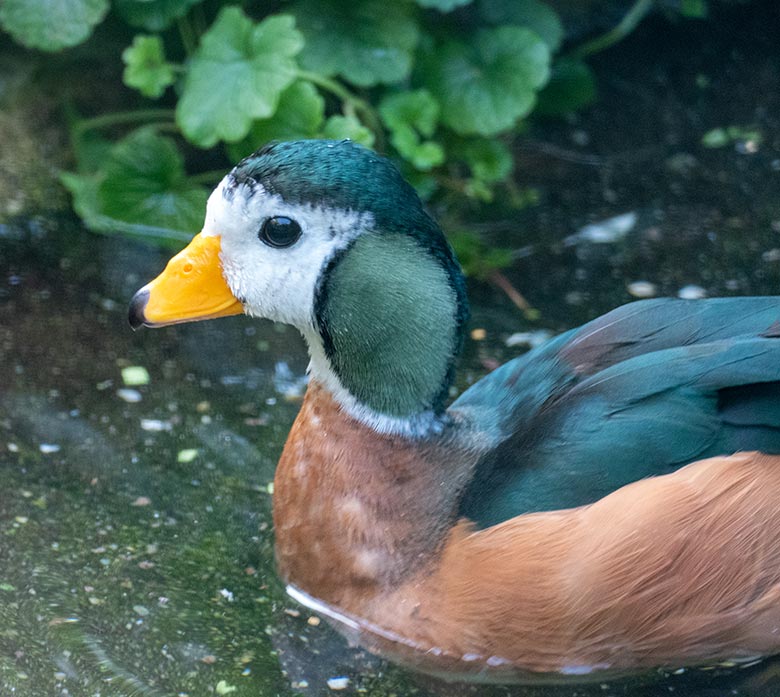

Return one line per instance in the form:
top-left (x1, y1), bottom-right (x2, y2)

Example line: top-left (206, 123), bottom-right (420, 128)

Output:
top-left (453, 298), bottom-right (780, 527)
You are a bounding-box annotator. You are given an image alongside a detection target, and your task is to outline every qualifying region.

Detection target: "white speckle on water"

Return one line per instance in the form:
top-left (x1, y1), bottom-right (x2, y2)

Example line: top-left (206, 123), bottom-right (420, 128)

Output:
top-left (273, 361), bottom-right (308, 399)
top-left (39, 443), bottom-right (60, 454)
top-left (140, 419), bottom-right (172, 432)
top-left (486, 655), bottom-right (510, 667)
top-left (326, 676), bottom-right (349, 690)
top-left (117, 388), bottom-right (142, 403)
top-left (560, 665), bottom-right (594, 675)
top-left (565, 212), bottom-right (638, 246)
top-left (505, 330), bottom-right (553, 349)
top-left (627, 281), bottom-right (658, 298)
top-left (677, 284), bottom-right (707, 300)
top-left (177, 449), bottom-right (199, 463)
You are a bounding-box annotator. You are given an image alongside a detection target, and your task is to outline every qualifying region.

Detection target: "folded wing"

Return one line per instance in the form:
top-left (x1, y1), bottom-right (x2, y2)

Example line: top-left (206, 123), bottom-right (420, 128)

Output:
top-left (453, 298), bottom-right (780, 526)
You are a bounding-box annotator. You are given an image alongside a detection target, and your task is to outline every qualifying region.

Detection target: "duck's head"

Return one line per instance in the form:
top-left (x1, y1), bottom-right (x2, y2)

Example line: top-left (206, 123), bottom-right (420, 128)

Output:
top-left (129, 140), bottom-right (468, 435)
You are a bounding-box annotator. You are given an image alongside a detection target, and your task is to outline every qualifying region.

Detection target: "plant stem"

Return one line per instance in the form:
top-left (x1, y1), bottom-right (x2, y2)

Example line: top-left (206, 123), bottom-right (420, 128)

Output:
top-left (155, 123), bottom-right (181, 135)
top-left (177, 15), bottom-right (198, 56)
top-left (190, 3), bottom-right (209, 38)
top-left (568, 0), bottom-right (654, 59)
top-left (74, 109), bottom-right (175, 136)
top-left (296, 70), bottom-right (385, 150)
top-left (489, 269), bottom-right (536, 317)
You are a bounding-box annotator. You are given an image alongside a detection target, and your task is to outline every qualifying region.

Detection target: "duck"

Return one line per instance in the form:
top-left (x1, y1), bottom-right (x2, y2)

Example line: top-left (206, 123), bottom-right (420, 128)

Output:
top-left (128, 139), bottom-right (780, 683)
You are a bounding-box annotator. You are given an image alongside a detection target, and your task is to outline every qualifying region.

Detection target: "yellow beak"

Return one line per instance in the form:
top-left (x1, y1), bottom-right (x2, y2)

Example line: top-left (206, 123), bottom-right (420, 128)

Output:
top-left (128, 232), bottom-right (243, 329)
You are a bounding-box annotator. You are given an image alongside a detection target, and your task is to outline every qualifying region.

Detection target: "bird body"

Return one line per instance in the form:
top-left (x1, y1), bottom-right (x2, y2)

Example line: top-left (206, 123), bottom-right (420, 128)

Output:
top-left (130, 140), bottom-right (780, 682)
top-left (275, 383), bottom-right (780, 680)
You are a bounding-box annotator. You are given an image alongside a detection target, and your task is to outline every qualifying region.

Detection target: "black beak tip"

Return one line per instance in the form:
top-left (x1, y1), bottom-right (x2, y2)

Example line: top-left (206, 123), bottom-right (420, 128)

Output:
top-left (128, 288), bottom-right (150, 330)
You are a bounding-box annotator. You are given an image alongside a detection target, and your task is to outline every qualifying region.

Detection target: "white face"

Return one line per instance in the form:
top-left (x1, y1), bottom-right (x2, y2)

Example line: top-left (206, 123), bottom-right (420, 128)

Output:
top-left (201, 177), bottom-right (373, 332)
top-left (199, 175), bottom-right (442, 436)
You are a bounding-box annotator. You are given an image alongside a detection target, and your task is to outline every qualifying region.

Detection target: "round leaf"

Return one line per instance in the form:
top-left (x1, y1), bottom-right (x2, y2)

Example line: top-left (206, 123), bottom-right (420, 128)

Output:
top-left (478, 0), bottom-right (563, 51)
top-left (321, 115), bottom-right (375, 148)
top-left (228, 81), bottom-right (325, 162)
top-left (0, 0), bottom-right (108, 51)
top-left (114, 0), bottom-right (205, 32)
top-left (177, 9), bottom-right (304, 147)
top-left (61, 128), bottom-right (206, 245)
top-left (122, 35), bottom-right (176, 99)
top-left (450, 230), bottom-right (513, 278)
top-left (415, 0), bottom-right (472, 10)
top-left (293, 0), bottom-right (420, 86)
top-left (380, 89), bottom-right (439, 137)
top-left (380, 90), bottom-right (444, 170)
top-left (452, 137), bottom-right (512, 182)
top-left (422, 26), bottom-right (550, 136)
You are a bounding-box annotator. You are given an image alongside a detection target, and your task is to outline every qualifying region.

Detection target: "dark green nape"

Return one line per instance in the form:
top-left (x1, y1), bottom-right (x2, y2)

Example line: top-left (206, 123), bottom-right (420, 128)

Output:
top-left (318, 233), bottom-right (461, 419)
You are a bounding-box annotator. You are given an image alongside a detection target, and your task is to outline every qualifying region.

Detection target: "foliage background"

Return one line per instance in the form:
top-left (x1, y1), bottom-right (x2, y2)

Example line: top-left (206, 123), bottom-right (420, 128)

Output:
top-left (1, 0), bottom-right (709, 280)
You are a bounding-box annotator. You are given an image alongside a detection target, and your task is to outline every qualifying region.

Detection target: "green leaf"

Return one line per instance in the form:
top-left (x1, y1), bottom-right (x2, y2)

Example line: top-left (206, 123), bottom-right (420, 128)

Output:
top-left (403, 169), bottom-right (439, 200)
top-left (535, 58), bottom-right (597, 116)
top-left (701, 128), bottom-right (729, 149)
top-left (227, 81), bottom-right (325, 162)
top-left (380, 90), bottom-right (444, 170)
top-left (701, 125), bottom-right (762, 149)
top-left (321, 115), bottom-right (375, 148)
top-left (478, 0), bottom-right (563, 51)
top-left (71, 131), bottom-right (114, 175)
top-left (415, 0), bottom-right (472, 11)
top-left (395, 137), bottom-right (445, 171)
top-left (122, 35), bottom-right (176, 99)
top-left (421, 26), bottom-right (550, 136)
top-left (114, 0), bottom-right (205, 32)
top-left (61, 127), bottom-right (206, 246)
top-left (294, 0), bottom-right (420, 86)
top-left (453, 137), bottom-right (512, 182)
top-left (177, 9), bottom-right (304, 147)
top-left (380, 89), bottom-right (438, 137)
top-left (679, 0), bottom-right (708, 18)
top-left (0, 0), bottom-right (108, 51)
top-left (450, 230), bottom-right (513, 278)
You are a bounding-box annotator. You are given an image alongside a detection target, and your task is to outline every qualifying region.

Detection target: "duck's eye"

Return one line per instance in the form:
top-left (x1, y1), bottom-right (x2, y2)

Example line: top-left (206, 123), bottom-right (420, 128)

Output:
top-left (259, 216), bottom-right (302, 248)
